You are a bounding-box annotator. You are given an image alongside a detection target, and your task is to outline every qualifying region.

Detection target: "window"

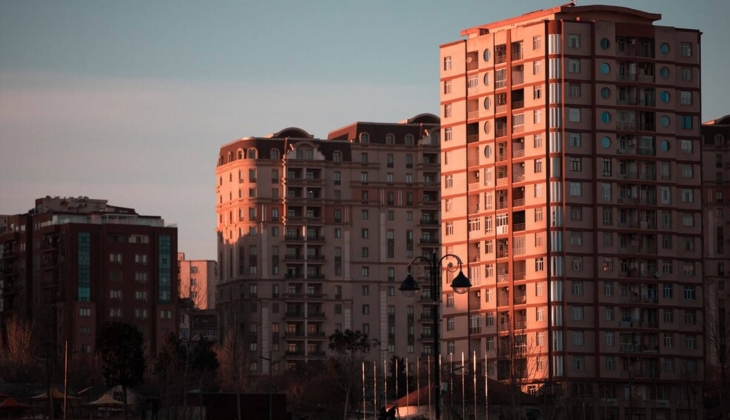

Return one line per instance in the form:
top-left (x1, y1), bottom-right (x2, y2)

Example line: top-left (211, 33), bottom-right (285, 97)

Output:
top-left (604, 281), bottom-right (614, 296)
top-left (444, 104), bottom-right (452, 118)
top-left (605, 332), bottom-right (614, 346)
top-left (570, 157), bottom-right (582, 172)
top-left (361, 228), bottom-right (369, 239)
top-left (574, 356), bottom-right (584, 371)
top-left (680, 139), bottom-right (693, 153)
top-left (680, 91), bottom-right (692, 105)
top-left (573, 331), bottom-right (584, 345)
top-left (533, 85), bottom-right (542, 100)
top-left (685, 310), bottom-right (696, 325)
top-left (681, 42), bottom-right (692, 57)
top-left (361, 266), bottom-right (370, 277)
top-left (534, 159), bottom-right (543, 173)
top-left (681, 67), bottom-right (692, 81)
top-left (534, 207), bottom-right (543, 222)
top-left (445, 174), bottom-right (453, 188)
top-left (443, 80), bottom-right (452, 94)
top-left (663, 284), bottom-right (673, 298)
top-left (79, 308), bottom-right (91, 317)
top-left (569, 133), bottom-right (581, 147)
top-left (535, 257), bottom-right (544, 272)
top-left (534, 109), bottom-right (542, 124)
top-left (605, 307), bottom-right (614, 321)
top-left (685, 335), bottom-right (696, 349)
top-left (534, 133), bottom-right (543, 148)
top-left (444, 56), bottom-right (452, 70)
top-left (664, 309), bottom-right (674, 323)
top-left (533, 35), bottom-right (542, 50)
top-left (569, 83), bottom-right (581, 98)
top-left (684, 285), bottom-right (696, 300)
top-left (568, 108), bottom-right (581, 122)
top-left (568, 34), bottom-right (580, 48)
top-left (572, 306), bottom-right (584, 321)
top-left (533, 60), bottom-right (542, 75)
top-left (569, 182), bottom-right (582, 197)
top-left (536, 307), bottom-right (544, 321)
top-left (572, 281), bottom-right (584, 295)
top-left (681, 115), bottom-right (693, 130)
top-left (568, 59), bottom-right (581, 73)
top-left (444, 127), bottom-right (453, 142)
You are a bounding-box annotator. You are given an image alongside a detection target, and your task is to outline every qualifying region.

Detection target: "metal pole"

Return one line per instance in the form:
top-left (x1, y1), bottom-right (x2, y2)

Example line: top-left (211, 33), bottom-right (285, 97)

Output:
top-left (63, 340), bottom-right (68, 420)
top-left (269, 351), bottom-right (273, 420)
top-left (431, 252), bottom-right (441, 420)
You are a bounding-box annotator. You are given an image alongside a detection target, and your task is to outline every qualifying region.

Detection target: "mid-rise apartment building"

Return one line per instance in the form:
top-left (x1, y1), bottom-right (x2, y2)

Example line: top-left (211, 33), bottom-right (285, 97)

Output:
top-left (0, 196), bottom-right (178, 359)
top-left (178, 252), bottom-right (217, 310)
top-left (440, 4), bottom-right (702, 419)
top-left (215, 115), bottom-right (441, 373)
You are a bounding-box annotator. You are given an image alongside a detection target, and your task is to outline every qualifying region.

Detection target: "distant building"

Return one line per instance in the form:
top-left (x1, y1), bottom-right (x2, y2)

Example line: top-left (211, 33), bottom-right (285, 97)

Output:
top-left (440, 4), bottom-right (702, 420)
top-left (177, 252), bottom-right (217, 310)
top-left (0, 196), bottom-right (178, 358)
top-left (215, 115), bottom-right (442, 372)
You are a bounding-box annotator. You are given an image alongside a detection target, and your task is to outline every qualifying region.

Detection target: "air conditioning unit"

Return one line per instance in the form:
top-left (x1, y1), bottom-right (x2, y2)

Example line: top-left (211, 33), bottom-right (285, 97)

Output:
top-left (475, 171), bottom-right (480, 178)
top-left (475, 242), bottom-right (480, 248)
top-left (475, 291), bottom-right (481, 298)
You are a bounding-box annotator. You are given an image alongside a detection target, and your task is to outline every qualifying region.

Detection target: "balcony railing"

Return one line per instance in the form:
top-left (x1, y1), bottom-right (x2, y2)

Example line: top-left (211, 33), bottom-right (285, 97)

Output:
top-left (513, 271), bottom-right (526, 280)
top-left (512, 149), bottom-right (524, 158)
top-left (497, 274), bottom-right (509, 283)
top-left (513, 198), bottom-right (525, 207)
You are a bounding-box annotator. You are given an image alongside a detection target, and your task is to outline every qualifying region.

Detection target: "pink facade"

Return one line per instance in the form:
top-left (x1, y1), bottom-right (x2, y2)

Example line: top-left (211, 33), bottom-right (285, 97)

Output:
top-left (441, 4), bottom-right (702, 419)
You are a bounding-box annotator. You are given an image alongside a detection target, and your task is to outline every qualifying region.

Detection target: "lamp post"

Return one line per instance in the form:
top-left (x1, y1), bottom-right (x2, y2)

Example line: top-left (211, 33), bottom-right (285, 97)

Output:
top-left (399, 252), bottom-right (471, 420)
top-left (260, 352), bottom-right (280, 420)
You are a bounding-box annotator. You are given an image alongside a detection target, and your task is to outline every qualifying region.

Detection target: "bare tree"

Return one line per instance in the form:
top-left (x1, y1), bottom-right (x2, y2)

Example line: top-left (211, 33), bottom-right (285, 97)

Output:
top-left (214, 305), bottom-right (249, 420)
top-left (0, 315), bottom-right (36, 381)
top-left (495, 326), bottom-right (539, 420)
top-left (328, 329), bottom-right (378, 420)
top-left (706, 299), bottom-right (730, 419)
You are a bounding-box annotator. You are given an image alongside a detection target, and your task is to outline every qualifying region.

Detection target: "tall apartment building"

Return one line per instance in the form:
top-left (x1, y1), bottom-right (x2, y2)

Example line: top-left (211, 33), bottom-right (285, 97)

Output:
top-left (701, 115), bottom-right (730, 412)
top-left (215, 114), bottom-right (441, 373)
top-left (440, 4), bottom-right (702, 419)
top-left (0, 196), bottom-right (178, 359)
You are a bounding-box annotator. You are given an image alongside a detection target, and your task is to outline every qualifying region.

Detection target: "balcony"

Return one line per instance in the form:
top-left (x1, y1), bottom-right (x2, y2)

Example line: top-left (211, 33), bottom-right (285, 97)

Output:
top-left (497, 274), bottom-right (509, 283)
top-left (512, 149), bottom-right (524, 158)
top-left (495, 54), bottom-right (507, 65)
top-left (617, 73), bottom-right (637, 81)
top-left (512, 174), bottom-right (525, 183)
top-left (513, 198), bottom-right (525, 207)
top-left (514, 295), bottom-right (526, 305)
top-left (420, 219), bottom-right (439, 226)
top-left (513, 271), bottom-right (526, 281)
top-left (466, 134), bottom-right (479, 143)
top-left (514, 321), bottom-right (527, 330)
top-left (513, 223), bottom-right (526, 232)
top-left (617, 121), bottom-right (636, 131)
top-left (498, 323), bottom-right (510, 332)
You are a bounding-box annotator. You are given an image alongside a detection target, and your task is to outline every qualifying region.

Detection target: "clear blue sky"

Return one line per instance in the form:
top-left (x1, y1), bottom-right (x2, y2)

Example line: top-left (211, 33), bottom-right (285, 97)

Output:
top-left (1, 0), bottom-right (728, 260)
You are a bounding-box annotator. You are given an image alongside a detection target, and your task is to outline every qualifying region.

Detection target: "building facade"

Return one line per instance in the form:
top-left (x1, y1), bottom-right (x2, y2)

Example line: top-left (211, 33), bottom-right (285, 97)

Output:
top-left (440, 4), bottom-right (702, 419)
top-left (701, 115), bottom-right (730, 414)
top-left (215, 115), bottom-right (441, 373)
top-left (178, 252), bottom-right (217, 310)
top-left (0, 196), bottom-right (178, 359)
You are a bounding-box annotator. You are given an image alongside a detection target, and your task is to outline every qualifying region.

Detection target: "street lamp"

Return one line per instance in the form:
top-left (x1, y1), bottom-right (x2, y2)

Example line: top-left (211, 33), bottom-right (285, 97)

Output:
top-left (399, 252), bottom-right (471, 420)
top-left (260, 353), bottom-right (280, 420)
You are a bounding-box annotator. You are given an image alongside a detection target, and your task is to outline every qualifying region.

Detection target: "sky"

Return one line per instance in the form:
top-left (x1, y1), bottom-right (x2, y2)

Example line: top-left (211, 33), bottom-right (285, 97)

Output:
top-left (1, 0), bottom-right (728, 260)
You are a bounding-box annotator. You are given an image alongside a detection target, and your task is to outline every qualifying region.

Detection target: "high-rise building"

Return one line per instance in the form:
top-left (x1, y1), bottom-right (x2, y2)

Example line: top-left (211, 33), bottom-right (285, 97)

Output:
top-left (440, 4), bottom-right (702, 419)
top-left (0, 196), bottom-right (178, 359)
top-left (701, 115), bottom-right (730, 413)
top-left (215, 115), bottom-right (441, 372)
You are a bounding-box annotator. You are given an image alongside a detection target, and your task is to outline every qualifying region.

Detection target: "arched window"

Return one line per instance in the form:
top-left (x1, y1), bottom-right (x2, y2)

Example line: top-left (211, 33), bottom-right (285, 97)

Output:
top-left (237, 149), bottom-right (243, 160)
top-left (218, 156), bottom-right (223, 166)
top-left (405, 134), bottom-right (415, 146)
top-left (248, 148), bottom-right (257, 159)
top-left (227, 152), bottom-right (232, 163)
top-left (270, 149), bottom-right (280, 160)
top-left (333, 151), bottom-right (343, 162)
top-left (385, 133), bottom-right (395, 145)
top-left (715, 134), bottom-right (725, 146)
top-left (359, 132), bottom-right (370, 144)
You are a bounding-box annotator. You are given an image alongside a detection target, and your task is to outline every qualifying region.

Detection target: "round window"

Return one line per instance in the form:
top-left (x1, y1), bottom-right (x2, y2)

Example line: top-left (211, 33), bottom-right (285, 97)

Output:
top-left (601, 136), bottom-right (612, 149)
top-left (660, 43), bottom-right (671, 55)
top-left (659, 67), bottom-right (670, 79)
top-left (601, 112), bottom-right (612, 124)
top-left (600, 87), bottom-right (611, 99)
top-left (660, 140), bottom-right (671, 152)
top-left (660, 116), bottom-right (671, 127)
top-left (660, 91), bottom-right (671, 103)
top-left (600, 38), bottom-right (610, 50)
top-left (483, 121), bottom-right (491, 134)
top-left (484, 145), bottom-right (492, 158)
top-left (483, 73), bottom-right (490, 86)
top-left (483, 49), bottom-right (491, 62)
top-left (483, 97), bottom-right (491, 110)
top-left (600, 63), bottom-right (611, 75)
